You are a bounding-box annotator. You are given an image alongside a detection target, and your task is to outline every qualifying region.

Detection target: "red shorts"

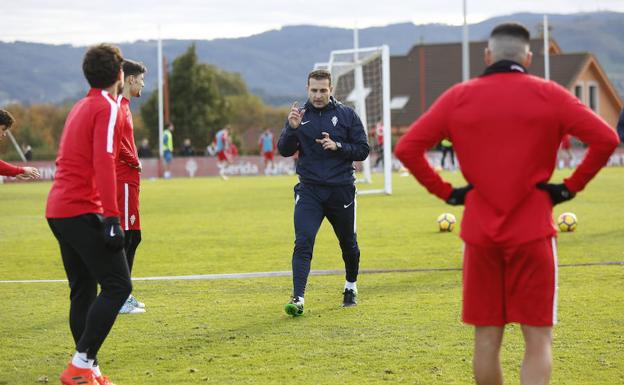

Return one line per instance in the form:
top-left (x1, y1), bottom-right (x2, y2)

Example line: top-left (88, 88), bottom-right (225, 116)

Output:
top-left (117, 182), bottom-right (141, 231)
top-left (263, 151), bottom-right (274, 161)
top-left (462, 237), bottom-right (558, 326)
top-left (217, 151), bottom-right (228, 161)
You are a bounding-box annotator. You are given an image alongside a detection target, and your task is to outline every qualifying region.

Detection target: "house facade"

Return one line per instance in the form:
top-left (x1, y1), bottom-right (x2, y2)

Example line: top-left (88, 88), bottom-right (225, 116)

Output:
top-left (389, 39), bottom-right (623, 134)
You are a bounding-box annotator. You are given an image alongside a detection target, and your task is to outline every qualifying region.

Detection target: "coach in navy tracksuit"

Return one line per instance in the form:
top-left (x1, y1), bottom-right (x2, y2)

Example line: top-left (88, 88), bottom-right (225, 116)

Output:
top-left (278, 69), bottom-right (369, 316)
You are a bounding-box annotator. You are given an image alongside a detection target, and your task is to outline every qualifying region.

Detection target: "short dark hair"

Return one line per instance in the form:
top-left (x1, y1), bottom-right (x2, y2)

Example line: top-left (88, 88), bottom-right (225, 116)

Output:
top-left (82, 44), bottom-right (124, 89)
top-left (0, 109), bottom-right (15, 129)
top-left (123, 59), bottom-right (146, 78)
top-left (490, 22), bottom-right (530, 43)
top-left (307, 69), bottom-right (332, 86)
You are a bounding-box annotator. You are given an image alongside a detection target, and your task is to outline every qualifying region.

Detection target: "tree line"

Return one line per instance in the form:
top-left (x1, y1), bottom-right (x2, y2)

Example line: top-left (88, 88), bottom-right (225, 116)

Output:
top-left (0, 44), bottom-right (289, 161)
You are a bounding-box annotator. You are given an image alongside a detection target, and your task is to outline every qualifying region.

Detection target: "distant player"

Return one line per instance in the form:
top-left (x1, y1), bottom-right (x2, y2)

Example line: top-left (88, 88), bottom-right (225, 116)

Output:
top-left (116, 59), bottom-right (147, 314)
top-left (215, 126), bottom-right (230, 179)
top-left (0, 109), bottom-right (40, 180)
top-left (163, 123), bottom-right (174, 179)
top-left (395, 23), bottom-right (619, 385)
top-left (46, 44), bottom-right (131, 385)
top-left (440, 138), bottom-right (455, 170)
top-left (137, 138), bottom-right (153, 158)
top-left (373, 121), bottom-right (384, 169)
top-left (226, 141), bottom-right (238, 160)
top-left (259, 128), bottom-right (276, 174)
top-left (558, 134), bottom-right (573, 168)
top-left (278, 69), bottom-right (369, 316)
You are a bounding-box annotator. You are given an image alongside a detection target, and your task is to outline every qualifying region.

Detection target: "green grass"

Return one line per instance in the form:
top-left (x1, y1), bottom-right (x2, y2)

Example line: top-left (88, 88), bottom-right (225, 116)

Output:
top-left (0, 169), bottom-right (623, 384)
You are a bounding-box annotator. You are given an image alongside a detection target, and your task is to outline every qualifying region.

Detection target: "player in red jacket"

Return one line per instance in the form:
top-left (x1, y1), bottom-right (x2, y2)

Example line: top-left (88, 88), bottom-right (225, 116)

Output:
top-left (0, 109), bottom-right (40, 179)
top-left (46, 44), bottom-right (130, 385)
top-left (395, 23), bottom-right (619, 385)
top-left (116, 59), bottom-right (147, 315)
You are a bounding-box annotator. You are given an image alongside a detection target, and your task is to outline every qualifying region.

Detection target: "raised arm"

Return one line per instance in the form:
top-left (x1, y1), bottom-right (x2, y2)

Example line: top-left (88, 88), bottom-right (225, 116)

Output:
top-left (395, 89), bottom-right (456, 201)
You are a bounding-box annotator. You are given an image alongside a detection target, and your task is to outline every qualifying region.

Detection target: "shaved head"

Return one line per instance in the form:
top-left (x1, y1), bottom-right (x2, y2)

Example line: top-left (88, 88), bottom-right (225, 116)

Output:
top-left (486, 22), bottom-right (532, 65)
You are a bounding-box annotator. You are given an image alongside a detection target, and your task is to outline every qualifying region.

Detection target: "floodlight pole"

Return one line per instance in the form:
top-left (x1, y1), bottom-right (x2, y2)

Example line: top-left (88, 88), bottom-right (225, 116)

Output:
top-left (157, 31), bottom-right (164, 161)
top-left (381, 45), bottom-right (392, 195)
top-left (7, 131), bottom-right (26, 162)
top-left (353, 26), bottom-right (373, 184)
top-left (543, 14), bottom-right (550, 81)
top-left (353, 26), bottom-right (366, 126)
top-left (462, 0), bottom-right (470, 81)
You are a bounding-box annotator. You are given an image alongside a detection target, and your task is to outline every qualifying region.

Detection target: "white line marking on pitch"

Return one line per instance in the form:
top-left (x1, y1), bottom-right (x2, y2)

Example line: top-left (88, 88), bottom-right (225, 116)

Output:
top-left (0, 262), bottom-right (620, 284)
top-left (0, 268), bottom-right (460, 284)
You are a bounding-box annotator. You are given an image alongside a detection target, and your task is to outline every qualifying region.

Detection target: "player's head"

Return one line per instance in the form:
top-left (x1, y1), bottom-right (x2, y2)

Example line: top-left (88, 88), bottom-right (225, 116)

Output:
top-left (82, 44), bottom-right (124, 92)
top-left (485, 22), bottom-right (532, 67)
top-left (167, 123), bottom-right (174, 131)
top-left (122, 59), bottom-right (146, 98)
top-left (307, 69), bottom-right (333, 109)
top-left (0, 109), bottom-right (15, 139)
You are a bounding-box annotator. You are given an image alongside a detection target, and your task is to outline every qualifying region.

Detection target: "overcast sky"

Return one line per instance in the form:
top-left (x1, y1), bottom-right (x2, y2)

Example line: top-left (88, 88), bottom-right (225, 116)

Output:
top-left (3, 0), bottom-right (624, 46)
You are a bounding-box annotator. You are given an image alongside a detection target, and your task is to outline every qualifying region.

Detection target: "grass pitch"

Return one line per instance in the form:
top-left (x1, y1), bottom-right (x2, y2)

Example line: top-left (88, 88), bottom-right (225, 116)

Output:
top-left (0, 169), bottom-right (623, 384)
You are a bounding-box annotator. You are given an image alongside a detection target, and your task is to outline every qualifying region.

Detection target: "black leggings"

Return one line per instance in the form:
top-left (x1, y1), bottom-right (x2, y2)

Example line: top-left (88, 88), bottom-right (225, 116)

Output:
top-left (48, 214), bottom-right (132, 359)
top-left (124, 230), bottom-right (142, 274)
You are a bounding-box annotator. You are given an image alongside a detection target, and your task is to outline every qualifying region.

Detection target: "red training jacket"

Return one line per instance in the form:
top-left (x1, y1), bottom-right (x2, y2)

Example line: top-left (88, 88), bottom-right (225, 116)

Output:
top-left (395, 71), bottom-right (619, 246)
top-left (46, 88), bottom-right (122, 218)
top-left (0, 159), bottom-right (24, 177)
top-left (116, 96), bottom-right (140, 186)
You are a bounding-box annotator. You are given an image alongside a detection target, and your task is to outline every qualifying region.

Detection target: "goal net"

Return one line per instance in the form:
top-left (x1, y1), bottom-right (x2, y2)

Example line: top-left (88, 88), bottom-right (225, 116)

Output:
top-left (314, 45), bottom-right (392, 195)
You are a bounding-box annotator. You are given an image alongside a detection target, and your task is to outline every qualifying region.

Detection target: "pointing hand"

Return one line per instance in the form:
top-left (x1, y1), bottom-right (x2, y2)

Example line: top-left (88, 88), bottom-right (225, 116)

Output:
top-left (315, 132), bottom-right (338, 151)
top-left (287, 101), bottom-right (306, 129)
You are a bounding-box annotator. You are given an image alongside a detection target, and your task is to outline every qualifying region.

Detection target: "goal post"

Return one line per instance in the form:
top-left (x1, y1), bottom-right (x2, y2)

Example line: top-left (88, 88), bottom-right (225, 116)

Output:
top-left (314, 45), bottom-right (392, 195)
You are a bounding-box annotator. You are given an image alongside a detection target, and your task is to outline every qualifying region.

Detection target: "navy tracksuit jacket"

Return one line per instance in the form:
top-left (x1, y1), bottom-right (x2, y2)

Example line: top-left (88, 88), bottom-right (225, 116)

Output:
top-left (278, 97), bottom-right (370, 297)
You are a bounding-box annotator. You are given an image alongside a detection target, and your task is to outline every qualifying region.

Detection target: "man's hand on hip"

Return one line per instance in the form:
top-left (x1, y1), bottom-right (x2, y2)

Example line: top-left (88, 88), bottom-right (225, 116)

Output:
top-left (537, 182), bottom-right (576, 205)
top-left (446, 184), bottom-right (473, 206)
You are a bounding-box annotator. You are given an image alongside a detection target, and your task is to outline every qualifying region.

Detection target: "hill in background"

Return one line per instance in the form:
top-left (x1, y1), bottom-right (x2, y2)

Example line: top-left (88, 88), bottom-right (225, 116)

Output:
top-left (1, 11), bottom-right (623, 107)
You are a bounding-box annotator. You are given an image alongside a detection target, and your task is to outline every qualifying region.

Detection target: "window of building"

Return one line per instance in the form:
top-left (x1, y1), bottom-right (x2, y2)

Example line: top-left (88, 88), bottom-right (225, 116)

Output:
top-left (574, 84), bottom-right (583, 101)
top-left (588, 83), bottom-right (599, 112)
top-left (389, 96), bottom-right (410, 110)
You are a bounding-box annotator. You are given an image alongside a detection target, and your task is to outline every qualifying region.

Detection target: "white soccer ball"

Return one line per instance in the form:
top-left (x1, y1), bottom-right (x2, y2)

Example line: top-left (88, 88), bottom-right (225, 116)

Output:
top-left (437, 213), bottom-right (456, 232)
top-left (557, 212), bottom-right (577, 232)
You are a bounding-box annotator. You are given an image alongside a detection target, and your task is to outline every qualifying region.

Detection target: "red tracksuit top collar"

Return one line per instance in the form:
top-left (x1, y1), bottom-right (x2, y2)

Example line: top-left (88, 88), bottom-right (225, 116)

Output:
top-left (87, 88), bottom-right (118, 104)
top-left (118, 95), bottom-right (130, 107)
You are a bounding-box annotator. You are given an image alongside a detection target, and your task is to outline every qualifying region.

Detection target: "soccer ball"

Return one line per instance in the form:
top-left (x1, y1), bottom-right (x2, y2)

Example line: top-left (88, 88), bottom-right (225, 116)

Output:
top-left (557, 212), bottom-right (577, 232)
top-left (437, 213), bottom-right (456, 232)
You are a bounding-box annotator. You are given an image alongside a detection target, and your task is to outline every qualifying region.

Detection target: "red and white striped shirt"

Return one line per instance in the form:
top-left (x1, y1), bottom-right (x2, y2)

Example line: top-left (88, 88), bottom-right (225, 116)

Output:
top-left (46, 88), bottom-right (122, 218)
top-left (116, 96), bottom-right (140, 186)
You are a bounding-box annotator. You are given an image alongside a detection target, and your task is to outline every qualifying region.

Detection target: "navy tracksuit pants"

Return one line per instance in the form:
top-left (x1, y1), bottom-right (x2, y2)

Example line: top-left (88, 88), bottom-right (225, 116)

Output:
top-left (291, 182), bottom-right (360, 298)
